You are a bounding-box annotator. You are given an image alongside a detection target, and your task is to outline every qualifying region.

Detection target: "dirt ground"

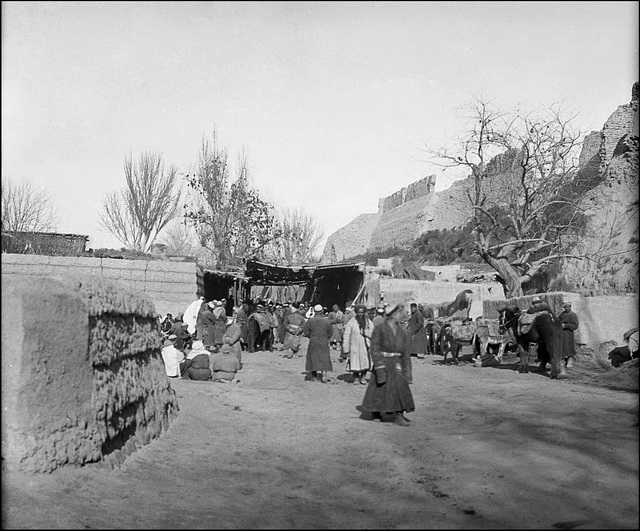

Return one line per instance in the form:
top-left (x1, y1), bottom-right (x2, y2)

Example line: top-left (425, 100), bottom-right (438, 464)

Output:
top-left (2, 340), bottom-right (638, 530)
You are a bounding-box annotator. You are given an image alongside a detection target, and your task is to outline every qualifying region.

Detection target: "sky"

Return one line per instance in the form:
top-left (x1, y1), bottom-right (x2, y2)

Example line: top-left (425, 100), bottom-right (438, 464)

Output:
top-left (2, 1), bottom-right (638, 253)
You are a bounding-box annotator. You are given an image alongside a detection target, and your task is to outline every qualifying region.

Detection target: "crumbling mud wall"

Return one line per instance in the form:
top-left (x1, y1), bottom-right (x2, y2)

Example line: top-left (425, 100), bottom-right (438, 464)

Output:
top-left (1, 274), bottom-right (179, 473)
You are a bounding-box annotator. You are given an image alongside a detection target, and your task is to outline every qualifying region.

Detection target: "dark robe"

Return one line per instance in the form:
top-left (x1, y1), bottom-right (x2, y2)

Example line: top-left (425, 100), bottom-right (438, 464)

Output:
top-left (558, 309), bottom-right (579, 358)
top-left (302, 314), bottom-right (333, 372)
top-left (199, 308), bottom-right (216, 349)
top-left (406, 309), bottom-right (428, 355)
top-left (361, 320), bottom-right (415, 415)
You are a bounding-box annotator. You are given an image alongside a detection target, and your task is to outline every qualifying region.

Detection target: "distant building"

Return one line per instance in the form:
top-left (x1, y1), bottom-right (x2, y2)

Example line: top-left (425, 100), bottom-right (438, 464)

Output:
top-left (1, 231), bottom-right (89, 256)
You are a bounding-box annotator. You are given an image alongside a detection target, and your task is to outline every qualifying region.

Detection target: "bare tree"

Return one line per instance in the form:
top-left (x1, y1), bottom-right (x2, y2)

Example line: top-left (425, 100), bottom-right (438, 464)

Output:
top-left (184, 130), bottom-right (281, 269)
top-left (268, 207), bottom-right (325, 264)
top-left (158, 218), bottom-right (199, 256)
top-left (99, 151), bottom-right (181, 252)
top-left (1, 176), bottom-right (57, 233)
top-left (425, 98), bottom-right (592, 297)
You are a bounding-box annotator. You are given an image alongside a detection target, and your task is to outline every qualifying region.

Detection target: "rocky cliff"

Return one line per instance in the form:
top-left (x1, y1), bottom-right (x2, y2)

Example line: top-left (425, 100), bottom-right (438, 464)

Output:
top-left (559, 82), bottom-right (639, 295)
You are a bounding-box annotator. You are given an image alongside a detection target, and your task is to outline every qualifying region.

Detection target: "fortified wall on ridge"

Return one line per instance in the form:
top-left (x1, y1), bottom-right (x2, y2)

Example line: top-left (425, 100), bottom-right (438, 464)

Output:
top-left (321, 174), bottom-right (473, 263)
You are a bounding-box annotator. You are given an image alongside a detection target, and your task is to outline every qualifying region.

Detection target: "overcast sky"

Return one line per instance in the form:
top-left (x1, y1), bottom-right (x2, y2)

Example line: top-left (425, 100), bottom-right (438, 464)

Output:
top-left (2, 1), bottom-right (638, 252)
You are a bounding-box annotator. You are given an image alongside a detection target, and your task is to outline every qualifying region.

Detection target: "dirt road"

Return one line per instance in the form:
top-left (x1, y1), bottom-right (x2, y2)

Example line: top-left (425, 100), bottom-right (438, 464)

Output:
top-left (3, 341), bottom-right (638, 529)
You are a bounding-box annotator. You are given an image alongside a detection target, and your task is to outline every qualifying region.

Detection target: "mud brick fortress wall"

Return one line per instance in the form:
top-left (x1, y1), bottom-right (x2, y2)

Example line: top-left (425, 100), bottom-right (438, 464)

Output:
top-left (1, 253), bottom-right (198, 318)
top-left (323, 175), bottom-right (471, 262)
top-left (2, 275), bottom-right (179, 473)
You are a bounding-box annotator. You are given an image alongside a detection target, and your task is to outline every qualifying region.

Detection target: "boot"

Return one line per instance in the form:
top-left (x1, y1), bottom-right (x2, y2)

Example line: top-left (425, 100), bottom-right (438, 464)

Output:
top-left (393, 413), bottom-right (410, 426)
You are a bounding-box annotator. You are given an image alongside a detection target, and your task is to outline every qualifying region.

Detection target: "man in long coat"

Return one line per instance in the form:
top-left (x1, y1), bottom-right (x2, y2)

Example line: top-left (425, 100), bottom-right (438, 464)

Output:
top-left (199, 302), bottom-right (217, 351)
top-left (302, 304), bottom-right (333, 382)
top-left (282, 304), bottom-right (306, 358)
top-left (406, 303), bottom-right (428, 364)
top-left (360, 303), bottom-right (415, 426)
top-left (342, 304), bottom-right (374, 384)
top-left (558, 301), bottom-right (579, 368)
top-left (222, 314), bottom-right (243, 367)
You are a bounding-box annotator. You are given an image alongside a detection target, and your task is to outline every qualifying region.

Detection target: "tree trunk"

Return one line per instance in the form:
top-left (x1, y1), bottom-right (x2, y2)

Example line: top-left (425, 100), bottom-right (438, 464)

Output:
top-left (482, 255), bottom-right (524, 299)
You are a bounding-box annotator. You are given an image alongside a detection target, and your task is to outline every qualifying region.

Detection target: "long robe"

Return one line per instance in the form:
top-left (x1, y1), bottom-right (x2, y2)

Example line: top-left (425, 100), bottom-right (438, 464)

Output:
top-left (302, 315), bottom-right (333, 372)
top-left (328, 309), bottom-right (345, 344)
top-left (199, 308), bottom-right (216, 349)
top-left (212, 306), bottom-right (227, 346)
top-left (342, 316), bottom-right (373, 373)
top-left (222, 322), bottom-right (243, 365)
top-left (283, 311), bottom-right (306, 352)
top-left (406, 309), bottom-right (428, 355)
top-left (558, 309), bottom-right (579, 358)
top-left (361, 320), bottom-right (415, 415)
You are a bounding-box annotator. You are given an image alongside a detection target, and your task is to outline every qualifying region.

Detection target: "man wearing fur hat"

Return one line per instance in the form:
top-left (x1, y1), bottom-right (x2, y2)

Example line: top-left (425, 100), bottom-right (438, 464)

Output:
top-left (559, 301), bottom-right (579, 368)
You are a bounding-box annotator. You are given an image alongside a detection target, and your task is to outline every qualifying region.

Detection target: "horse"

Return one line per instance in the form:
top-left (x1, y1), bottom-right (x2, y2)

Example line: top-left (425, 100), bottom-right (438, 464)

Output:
top-left (498, 305), bottom-right (566, 379)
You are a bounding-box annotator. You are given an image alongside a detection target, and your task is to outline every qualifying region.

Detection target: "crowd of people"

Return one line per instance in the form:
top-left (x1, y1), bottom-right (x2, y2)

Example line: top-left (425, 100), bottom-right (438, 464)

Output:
top-left (156, 296), bottom-right (417, 426)
top-left (157, 293), bottom-right (635, 427)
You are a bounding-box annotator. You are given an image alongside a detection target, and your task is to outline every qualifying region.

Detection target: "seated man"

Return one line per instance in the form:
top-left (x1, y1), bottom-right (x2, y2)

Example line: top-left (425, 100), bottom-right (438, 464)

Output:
top-left (210, 344), bottom-right (241, 382)
top-left (182, 340), bottom-right (212, 380)
top-left (160, 334), bottom-right (185, 377)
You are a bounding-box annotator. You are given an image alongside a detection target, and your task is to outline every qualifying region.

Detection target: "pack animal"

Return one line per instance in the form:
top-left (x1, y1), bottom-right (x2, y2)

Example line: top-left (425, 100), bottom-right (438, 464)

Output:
top-left (498, 305), bottom-right (565, 379)
top-left (439, 318), bottom-right (477, 364)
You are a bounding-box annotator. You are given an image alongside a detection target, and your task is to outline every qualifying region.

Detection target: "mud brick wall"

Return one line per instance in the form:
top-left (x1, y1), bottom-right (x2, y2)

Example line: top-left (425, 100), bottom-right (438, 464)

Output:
top-left (1, 274), bottom-right (179, 473)
top-left (380, 175), bottom-right (436, 213)
top-left (600, 88), bottom-right (639, 166)
top-left (377, 278), bottom-right (505, 318)
top-left (482, 292), bottom-right (639, 348)
top-left (0, 253), bottom-right (198, 318)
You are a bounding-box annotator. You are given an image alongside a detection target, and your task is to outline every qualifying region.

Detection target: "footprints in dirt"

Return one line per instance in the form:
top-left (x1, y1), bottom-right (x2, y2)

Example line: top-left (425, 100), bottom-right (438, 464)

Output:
top-left (413, 466), bottom-right (479, 519)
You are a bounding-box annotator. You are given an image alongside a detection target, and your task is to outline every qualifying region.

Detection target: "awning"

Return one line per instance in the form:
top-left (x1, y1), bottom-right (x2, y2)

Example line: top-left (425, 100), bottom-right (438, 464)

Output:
top-left (244, 259), bottom-right (365, 286)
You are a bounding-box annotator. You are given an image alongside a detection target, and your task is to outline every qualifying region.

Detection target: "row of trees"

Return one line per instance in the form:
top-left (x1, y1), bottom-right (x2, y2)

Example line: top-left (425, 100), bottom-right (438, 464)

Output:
top-left (98, 130), bottom-right (324, 267)
top-left (1, 176), bottom-right (58, 233)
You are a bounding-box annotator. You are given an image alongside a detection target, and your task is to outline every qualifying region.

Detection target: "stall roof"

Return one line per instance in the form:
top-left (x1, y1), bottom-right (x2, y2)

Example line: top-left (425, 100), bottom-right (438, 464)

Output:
top-left (244, 259), bottom-right (365, 286)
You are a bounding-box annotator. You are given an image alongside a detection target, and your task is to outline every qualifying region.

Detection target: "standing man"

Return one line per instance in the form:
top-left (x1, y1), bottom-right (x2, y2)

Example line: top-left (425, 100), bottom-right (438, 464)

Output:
top-left (342, 304), bottom-right (374, 385)
top-left (282, 303), bottom-right (306, 359)
top-left (558, 301), bottom-right (579, 368)
top-left (328, 303), bottom-right (345, 352)
top-left (302, 303), bottom-right (333, 383)
top-left (360, 304), bottom-right (414, 426)
top-left (372, 306), bottom-right (386, 328)
top-left (406, 302), bottom-right (428, 361)
top-left (235, 302), bottom-right (249, 351)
